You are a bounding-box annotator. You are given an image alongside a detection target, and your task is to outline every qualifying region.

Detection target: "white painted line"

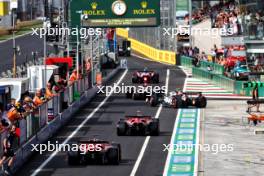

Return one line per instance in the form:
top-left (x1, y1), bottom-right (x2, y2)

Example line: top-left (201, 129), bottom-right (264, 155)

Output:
top-left (163, 71), bottom-right (188, 175)
top-left (0, 31), bottom-right (32, 44)
top-left (162, 109), bottom-right (181, 176)
top-left (31, 69), bottom-right (128, 176)
top-left (178, 66), bottom-right (192, 77)
top-left (194, 109), bottom-right (200, 176)
top-left (130, 69), bottom-right (170, 176)
top-left (183, 74), bottom-right (188, 92)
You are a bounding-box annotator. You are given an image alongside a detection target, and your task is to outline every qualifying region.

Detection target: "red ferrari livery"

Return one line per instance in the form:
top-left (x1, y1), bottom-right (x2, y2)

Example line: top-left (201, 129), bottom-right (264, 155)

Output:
top-left (117, 115), bottom-right (159, 136)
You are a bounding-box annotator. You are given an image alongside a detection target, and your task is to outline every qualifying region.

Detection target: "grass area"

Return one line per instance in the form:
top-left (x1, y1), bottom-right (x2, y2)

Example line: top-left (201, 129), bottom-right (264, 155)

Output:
top-left (0, 23), bottom-right (42, 41)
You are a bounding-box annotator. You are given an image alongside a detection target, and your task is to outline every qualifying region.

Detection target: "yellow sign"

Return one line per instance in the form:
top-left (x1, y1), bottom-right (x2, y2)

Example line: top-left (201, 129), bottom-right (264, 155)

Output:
top-left (141, 1), bottom-right (147, 9)
top-left (134, 1), bottom-right (155, 15)
top-left (83, 2), bottom-right (105, 16)
top-left (91, 2), bottom-right (98, 10)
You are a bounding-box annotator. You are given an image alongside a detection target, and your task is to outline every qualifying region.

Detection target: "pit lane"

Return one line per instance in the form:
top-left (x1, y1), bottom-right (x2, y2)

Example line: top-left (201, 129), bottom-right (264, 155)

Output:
top-left (16, 55), bottom-right (185, 176)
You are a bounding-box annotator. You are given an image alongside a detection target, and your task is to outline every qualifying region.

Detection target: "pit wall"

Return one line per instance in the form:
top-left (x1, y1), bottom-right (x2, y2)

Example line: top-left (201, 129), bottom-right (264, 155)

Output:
top-left (116, 28), bottom-right (176, 65)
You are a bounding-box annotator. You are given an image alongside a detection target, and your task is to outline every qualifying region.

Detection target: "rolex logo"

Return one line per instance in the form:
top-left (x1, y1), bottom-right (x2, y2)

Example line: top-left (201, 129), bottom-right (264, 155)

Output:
top-left (141, 1), bottom-right (147, 9)
top-left (91, 2), bottom-right (98, 10)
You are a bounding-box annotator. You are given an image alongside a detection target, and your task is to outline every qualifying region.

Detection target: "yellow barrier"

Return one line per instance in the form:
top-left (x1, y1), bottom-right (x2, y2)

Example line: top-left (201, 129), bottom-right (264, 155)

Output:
top-left (0, 1), bottom-right (9, 16)
top-left (116, 28), bottom-right (176, 65)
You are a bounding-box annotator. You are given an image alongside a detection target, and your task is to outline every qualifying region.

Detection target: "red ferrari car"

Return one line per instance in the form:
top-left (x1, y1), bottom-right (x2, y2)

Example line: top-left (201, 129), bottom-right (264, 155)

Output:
top-left (68, 139), bottom-right (121, 165)
top-left (132, 70), bottom-right (159, 84)
top-left (117, 114), bottom-right (159, 136)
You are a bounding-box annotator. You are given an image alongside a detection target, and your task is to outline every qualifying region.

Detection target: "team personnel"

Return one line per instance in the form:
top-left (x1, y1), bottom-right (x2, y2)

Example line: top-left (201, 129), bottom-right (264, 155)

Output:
top-left (0, 125), bottom-right (18, 175)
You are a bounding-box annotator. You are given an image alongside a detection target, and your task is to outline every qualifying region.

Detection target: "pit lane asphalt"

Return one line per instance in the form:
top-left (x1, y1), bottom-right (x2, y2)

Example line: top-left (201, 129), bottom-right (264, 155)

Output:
top-left (16, 56), bottom-right (186, 176)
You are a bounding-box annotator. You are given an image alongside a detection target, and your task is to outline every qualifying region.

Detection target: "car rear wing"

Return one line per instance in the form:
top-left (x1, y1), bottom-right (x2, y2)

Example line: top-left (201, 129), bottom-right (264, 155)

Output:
top-left (184, 92), bottom-right (203, 96)
top-left (125, 116), bottom-right (152, 118)
top-left (78, 140), bottom-right (109, 144)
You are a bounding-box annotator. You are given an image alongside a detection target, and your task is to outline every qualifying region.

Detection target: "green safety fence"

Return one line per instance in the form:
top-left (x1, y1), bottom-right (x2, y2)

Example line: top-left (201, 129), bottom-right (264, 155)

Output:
top-left (199, 60), bottom-right (224, 75)
top-left (180, 56), bottom-right (193, 68)
top-left (212, 74), bottom-right (234, 92)
top-left (192, 67), bottom-right (213, 82)
top-left (180, 56), bottom-right (224, 75)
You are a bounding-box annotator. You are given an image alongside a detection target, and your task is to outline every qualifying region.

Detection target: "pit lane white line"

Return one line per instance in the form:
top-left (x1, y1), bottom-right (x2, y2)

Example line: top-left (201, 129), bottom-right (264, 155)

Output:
top-left (130, 69), bottom-right (170, 176)
top-left (31, 69), bottom-right (128, 176)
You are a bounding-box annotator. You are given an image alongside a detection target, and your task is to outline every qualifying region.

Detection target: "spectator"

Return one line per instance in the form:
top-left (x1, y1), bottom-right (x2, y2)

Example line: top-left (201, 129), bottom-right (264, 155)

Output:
top-left (0, 125), bottom-right (18, 175)
top-left (46, 83), bottom-right (55, 100)
top-left (252, 85), bottom-right (260, 112)
top-left (69, 69), bottom-right (82, 84)
top-left (0, 103), bottom-right (10, 130)
top-left (23, 96), bottom-right (35, 113)
top-left (33, 89), bottom-right (44, 107)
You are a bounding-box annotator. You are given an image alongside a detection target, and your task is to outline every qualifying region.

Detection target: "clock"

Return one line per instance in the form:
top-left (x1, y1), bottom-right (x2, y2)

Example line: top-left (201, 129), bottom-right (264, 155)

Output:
top-left (112, 0), bottom-right (127, 16)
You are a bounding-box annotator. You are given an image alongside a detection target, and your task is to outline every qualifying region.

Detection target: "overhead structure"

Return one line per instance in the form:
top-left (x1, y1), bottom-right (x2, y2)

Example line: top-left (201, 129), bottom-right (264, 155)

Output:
top-left (70, 0), bottom-right (160, 27)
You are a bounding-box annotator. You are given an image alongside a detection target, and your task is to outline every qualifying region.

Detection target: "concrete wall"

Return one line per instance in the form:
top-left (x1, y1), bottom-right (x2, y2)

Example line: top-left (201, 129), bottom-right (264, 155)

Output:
top-left (192, 19), bottom-right (222, 54)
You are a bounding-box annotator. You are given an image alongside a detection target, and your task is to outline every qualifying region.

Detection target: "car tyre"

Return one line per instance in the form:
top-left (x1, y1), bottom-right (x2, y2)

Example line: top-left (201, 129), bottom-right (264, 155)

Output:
top-left (68, 151), bottom-right (80, 165)
top-left (107, 148), bottom-right (119, 165)
top-left (149, 119), bottom-right (159, 136)
top-left (117, 122), bottom-right (126, 136)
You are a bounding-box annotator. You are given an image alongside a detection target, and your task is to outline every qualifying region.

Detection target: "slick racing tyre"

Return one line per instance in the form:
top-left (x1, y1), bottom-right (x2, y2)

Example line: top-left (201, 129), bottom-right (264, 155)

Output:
top-left (117, 122), bottom-right (126, 136)
top-left (112, 143), bottom-right (122, 161)
top-left (153, 74), bottom-right (159, 83)
top-left (132, 77), bottom-right (138, 83)
top-left (149, 119), bottom-right (160, 136)
top-left (68, 150), bottom-right (80, 165)
top-left (195, 97), bottom-right (207, 108)
top-left (107, 148), bottom-right (120, 165)
top-left (150, 95), bottom-right (158, 107)
top-left (126, 91), bottom-right (133, 98)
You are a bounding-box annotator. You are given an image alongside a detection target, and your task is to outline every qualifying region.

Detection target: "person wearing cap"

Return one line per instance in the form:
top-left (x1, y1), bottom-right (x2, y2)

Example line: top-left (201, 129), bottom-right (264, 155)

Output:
top-left (23, 96), bottom-right (35, 116)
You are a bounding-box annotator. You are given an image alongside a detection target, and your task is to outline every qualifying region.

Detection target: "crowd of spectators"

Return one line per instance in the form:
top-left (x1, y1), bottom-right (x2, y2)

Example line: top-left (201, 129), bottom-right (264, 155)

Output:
top-left (243, 10), bottom-right (264, 40)
top-left (182, 0), bottom-right (264, 38)
top-left (209, 1), bottom-right (242, 36)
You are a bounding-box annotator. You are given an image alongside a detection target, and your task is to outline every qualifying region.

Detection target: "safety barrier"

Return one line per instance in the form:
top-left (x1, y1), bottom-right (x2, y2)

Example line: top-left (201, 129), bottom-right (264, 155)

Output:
top-left (211, 74), bottom-right (235, 92)
top-left (180, 56), bottom-right (193, 68)
top-left (192, 67), bottom-right (213, 82)
top-left (180, 56), bottom-right (224, 75)
top-left (199, 60), bottom-right (224, 75)
top-left (0, 73), bottom-right (92, 155)
top-left (116, 28), bottom-right (176, 65)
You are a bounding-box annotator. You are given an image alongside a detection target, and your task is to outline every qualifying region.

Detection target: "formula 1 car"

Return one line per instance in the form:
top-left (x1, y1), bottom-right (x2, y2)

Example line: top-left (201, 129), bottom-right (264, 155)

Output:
top-left (148, 91), bottom-right (207, 108)
top-left (126, 85), bottom-right (152, 100)
top-left (117, 113), bottom-right (159, 136)
top-left (132, 70), bottom-right (159, 84)
top-left (67, 139), bottom-right (121, 165)
top-left (230, 65), bottom-right (250, 80)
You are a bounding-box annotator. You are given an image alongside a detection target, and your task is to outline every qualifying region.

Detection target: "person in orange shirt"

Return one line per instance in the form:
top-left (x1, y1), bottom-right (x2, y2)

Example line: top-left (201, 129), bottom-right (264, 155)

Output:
top-left (69, 69), bottom-right (78, 82)
top-left (46, 83), bottom-right (55, 100)
top-left (69, 69), bottom-right (82, 84)
top-left (33, 89), bottom-right (44, 107)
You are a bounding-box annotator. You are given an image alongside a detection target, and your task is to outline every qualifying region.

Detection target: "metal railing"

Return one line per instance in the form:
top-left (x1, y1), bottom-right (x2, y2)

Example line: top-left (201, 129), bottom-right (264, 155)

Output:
top-left (0, 72), bottom-right (92, 155)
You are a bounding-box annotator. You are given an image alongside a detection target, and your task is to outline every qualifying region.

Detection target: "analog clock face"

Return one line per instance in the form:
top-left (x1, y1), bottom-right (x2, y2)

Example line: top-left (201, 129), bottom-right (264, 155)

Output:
top-left (112, 1), bottom-right (127, 16)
